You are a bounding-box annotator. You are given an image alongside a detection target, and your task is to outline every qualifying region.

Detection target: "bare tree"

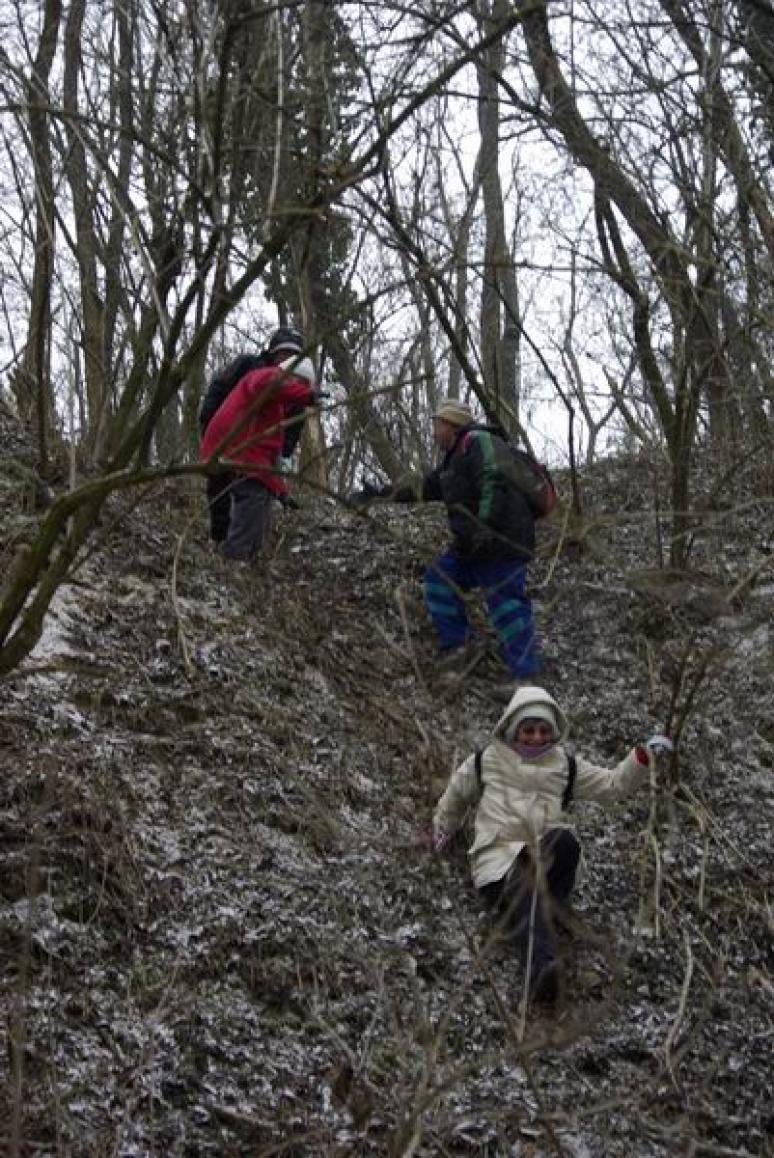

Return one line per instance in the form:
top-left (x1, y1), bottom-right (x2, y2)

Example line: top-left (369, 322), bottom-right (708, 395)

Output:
top-left (10, 0), bottom-right (62, 467)
top-left (6, 0), bottom-right (774, 673)
top-left (0, 0), bottom-right (532, 673)
top-left (476, 0), bottom-right (521, 416)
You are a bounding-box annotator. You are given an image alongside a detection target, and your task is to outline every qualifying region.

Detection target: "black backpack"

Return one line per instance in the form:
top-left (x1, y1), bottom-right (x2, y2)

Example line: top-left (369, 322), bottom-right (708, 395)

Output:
top-left (474, 744), bottom-right (577, 811)
top-left (199, 352), bottom-right (268, 433)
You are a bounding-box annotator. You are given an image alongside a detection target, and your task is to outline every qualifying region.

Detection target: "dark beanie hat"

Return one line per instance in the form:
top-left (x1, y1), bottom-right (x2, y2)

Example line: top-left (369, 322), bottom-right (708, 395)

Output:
top-left (267, 327), bottom-right (304, 355)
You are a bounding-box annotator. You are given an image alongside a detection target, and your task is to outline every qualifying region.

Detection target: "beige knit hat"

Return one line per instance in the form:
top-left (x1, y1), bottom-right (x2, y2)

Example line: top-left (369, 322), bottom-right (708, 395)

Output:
top-left (432, 400), bottom-right (475, 427)
top-left (507, 702), bottom-right (559, 741)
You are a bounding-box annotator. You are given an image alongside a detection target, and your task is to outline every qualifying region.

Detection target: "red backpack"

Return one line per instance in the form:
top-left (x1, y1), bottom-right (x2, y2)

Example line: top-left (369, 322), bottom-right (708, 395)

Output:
top-left (504, 445), bottom-right (558, 518)
top-left (459, 426), bottom-right (559, 519)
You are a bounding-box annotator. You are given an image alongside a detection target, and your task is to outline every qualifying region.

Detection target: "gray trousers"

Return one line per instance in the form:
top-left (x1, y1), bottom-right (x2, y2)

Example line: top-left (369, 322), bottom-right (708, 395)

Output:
top-left (221, 477), bottom-right (274, 561)
top-left (206, 470), bottom-right (236, 543)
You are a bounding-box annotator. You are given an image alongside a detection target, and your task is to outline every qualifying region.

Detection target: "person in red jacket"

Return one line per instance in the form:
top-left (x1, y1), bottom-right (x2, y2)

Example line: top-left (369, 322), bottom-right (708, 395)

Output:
top-left (200, 352), bottom-right (319, 560)
top-left (199, 327), bottom-right (306, 544)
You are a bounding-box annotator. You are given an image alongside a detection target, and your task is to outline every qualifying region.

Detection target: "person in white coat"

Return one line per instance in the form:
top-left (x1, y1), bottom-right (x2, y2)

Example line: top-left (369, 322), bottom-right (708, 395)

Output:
top-left (432, 685), bottom-right (672, 1003)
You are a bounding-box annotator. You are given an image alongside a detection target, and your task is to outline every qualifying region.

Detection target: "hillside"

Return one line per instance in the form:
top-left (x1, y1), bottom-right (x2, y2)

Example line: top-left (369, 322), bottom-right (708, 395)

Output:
top-left (1, 428), bottom-right (772, 1156)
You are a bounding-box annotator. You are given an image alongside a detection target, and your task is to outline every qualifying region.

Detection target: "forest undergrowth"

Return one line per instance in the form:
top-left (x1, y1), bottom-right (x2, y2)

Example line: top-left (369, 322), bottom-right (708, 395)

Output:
top-left (1, 416), bottom-right (772, 1156)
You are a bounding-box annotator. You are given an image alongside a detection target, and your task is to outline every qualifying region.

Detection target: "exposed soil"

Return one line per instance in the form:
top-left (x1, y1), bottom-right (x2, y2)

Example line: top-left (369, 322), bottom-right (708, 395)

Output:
top-left (1, 415), bottom-right (772, 1156)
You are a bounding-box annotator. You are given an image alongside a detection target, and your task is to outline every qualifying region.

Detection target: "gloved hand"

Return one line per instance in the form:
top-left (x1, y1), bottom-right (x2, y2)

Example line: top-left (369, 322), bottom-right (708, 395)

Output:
top-left (362, 480), bottom-right (383, 497)
top-left (418, 826), bottom-right (449, 853)
top-left (432, 829), bottom-right (450, 853)
top-left (645, 734), bottom-right (674, 757)
top-left (347, 480), bottom-right (391, 505)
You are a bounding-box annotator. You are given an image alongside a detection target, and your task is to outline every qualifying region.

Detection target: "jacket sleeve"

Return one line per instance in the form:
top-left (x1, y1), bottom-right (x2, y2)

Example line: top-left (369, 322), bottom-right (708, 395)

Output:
top-left (574, 749), bottom-right (649, 804)
top-left (433, 754), bottom-right (480, 837)
top-left (421, 468), bottom-right (443, 501)
top-left (240, 370), bottom-right (314, 413)
top-left (388, 468), bottom-right (443, 503)
top-left (280, 378), bottom-right (316, 407)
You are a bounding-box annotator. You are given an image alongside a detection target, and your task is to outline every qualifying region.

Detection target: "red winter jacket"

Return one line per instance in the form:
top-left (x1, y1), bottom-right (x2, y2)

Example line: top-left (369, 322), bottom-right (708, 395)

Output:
top-left (199, 364), bottom-right (314, 496)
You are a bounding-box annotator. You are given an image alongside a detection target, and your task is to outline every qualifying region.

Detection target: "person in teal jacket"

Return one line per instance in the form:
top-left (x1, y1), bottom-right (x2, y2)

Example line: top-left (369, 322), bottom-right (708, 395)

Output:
top-left (361, 398), bottom-right (541, 678)
top-left (422, 400), bottom-right (540, 676)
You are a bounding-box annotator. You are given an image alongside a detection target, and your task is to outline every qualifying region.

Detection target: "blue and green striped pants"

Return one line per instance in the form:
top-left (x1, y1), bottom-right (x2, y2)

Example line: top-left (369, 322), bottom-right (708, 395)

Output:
top-left (423, 549), bottom-right (540, 677)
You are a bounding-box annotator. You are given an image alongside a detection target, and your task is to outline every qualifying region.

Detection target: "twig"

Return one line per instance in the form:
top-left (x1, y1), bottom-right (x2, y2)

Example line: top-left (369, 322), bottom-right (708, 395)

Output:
top-left (726, 549), bottom-right (774, 604)
top-left (395, 582), bottom-right (429, 692)
top-left (170, 528), bottom-right (193, 676)
top-left (641, 1117), bottom-right (758, 1157)
top-left (649, 830), bottom-right (662, 941)
top-left (678, 784), bottom-right (758, 872)
top-left (698, 815), bottom-right (709, 912)
top-left (637, 756), bottom-right (662, 937)
top-left (0, 658), bottom-right (113, 682)
top-left (541, 502), bottom-right (571, 588)
top-left (665, 640), bottom-right (727, 759)
top-left (664, 929), bottom-right (694, 1088)
top-left (518, 878), bottom-right (541, 1044)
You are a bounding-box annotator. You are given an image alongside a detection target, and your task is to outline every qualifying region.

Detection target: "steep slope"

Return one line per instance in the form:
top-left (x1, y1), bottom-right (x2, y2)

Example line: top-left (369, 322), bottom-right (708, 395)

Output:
top-left (0, 451), bottom-right (772, 1156)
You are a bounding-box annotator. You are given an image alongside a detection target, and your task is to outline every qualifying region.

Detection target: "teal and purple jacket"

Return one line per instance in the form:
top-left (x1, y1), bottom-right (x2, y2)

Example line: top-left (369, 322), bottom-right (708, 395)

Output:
top-left (420, 424), bottom-right (535, 562)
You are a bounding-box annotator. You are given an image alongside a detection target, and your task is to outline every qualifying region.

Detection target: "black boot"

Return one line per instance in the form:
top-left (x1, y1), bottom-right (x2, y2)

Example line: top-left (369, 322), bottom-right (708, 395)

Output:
top-left (529, 953), bottom-right (560, 1004)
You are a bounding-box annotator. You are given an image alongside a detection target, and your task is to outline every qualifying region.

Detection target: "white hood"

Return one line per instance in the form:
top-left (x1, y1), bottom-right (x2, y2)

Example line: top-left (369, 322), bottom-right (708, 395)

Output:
top-left (493, 685), bottom-right (569, 743)
top-left (279, 355), bottom-right (317, 386)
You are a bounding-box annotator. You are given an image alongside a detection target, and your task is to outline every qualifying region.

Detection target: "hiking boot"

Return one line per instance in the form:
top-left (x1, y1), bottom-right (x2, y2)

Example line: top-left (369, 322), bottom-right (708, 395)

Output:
top-left (436, 639), bottom-right (487, 681)
top-left (529, 958), bottom-right (560, 1005)
top-left (490, 676), bottom-right (544, 704)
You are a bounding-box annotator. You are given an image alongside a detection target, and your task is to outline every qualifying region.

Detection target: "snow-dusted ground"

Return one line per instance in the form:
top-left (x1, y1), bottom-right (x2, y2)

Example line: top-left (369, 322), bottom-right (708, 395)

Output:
top-left (1, 454), bottom-right (772, 1156)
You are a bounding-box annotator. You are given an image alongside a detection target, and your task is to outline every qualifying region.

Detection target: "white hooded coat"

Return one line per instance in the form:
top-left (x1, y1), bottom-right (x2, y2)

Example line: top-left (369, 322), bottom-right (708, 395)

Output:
top-left (432, 686), bottom-right (649, 888)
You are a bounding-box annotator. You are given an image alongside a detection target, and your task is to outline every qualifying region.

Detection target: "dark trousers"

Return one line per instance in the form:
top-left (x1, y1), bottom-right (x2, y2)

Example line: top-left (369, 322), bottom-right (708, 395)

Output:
top-left (479, 829), bottom-right (581, 970)
top-left (221, 477), bottom-right (274, 561)
top-left (206, 470), bottom-right (236, 543)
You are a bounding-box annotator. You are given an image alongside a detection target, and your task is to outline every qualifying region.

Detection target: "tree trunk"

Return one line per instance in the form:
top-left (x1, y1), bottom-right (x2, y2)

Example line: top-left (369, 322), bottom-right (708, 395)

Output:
top-left (294, 0), bottom-right (330, 492)
top-left (477, 0), bottom-right (520, 418)
top-left (20, 0), bottom-right (63, 471)
top-left (63, 0), bottom-right (108, 463)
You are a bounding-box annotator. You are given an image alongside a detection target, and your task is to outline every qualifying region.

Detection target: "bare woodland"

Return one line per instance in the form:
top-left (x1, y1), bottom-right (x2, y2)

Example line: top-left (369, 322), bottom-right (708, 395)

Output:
top-left (1, 0), bottom-right (774, 669)
top-left (0, 2), bottom-right (773, 1154)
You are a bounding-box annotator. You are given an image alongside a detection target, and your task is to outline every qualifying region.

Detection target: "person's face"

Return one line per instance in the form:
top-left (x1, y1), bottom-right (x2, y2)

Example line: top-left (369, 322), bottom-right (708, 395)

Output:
top-left (433, 417), bottom-right (458, 450)
top-left (515, 719), bottom-right (555, 747)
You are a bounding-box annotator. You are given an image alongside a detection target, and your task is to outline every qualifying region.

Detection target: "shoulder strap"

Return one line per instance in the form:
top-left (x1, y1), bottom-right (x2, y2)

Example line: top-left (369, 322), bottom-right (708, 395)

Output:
top-left (474, 746), bottom-right (486, 791)
top-left (455, 428), bottom-right (477, 456)
top-left (562, 747), bottom-right (577, 811)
